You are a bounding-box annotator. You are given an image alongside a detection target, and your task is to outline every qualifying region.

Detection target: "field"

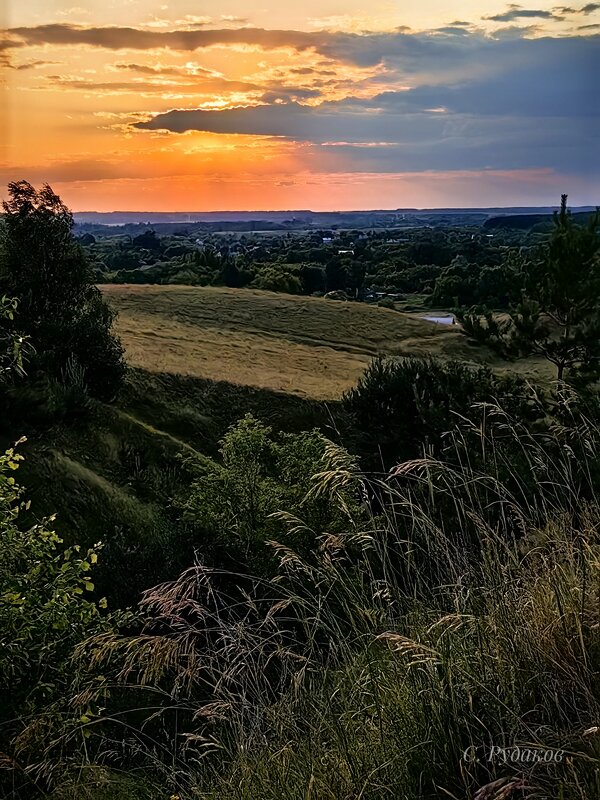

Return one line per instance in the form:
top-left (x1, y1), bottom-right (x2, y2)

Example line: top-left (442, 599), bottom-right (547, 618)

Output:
top-left (103, 284), bottom-right (499, 399)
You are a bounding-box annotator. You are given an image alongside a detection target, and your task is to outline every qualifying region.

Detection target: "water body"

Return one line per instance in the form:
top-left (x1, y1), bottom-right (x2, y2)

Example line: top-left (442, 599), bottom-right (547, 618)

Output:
top-left (420, 314), bottom-right (456, 326)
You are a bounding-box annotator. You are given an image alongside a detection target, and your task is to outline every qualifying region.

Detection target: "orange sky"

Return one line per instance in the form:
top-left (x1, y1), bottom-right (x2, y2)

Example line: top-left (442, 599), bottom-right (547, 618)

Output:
top-left (1, 1), bottom-right (598, 210)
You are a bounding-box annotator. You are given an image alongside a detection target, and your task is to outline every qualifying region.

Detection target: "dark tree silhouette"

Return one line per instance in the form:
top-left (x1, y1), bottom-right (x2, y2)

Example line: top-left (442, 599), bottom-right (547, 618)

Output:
top-left (0, 181), bottom-right (125, 399)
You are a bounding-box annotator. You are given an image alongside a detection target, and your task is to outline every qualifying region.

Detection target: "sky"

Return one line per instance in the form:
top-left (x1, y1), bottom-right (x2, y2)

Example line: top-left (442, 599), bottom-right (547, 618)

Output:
top-left (1, 1), bottom-right (598, 210)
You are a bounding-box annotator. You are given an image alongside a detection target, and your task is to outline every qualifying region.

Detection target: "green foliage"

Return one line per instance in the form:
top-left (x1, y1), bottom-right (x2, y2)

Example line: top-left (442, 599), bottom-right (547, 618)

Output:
top-left (462, 196), bottom-right (600, 382)
top-left (56, 402), bottom-right (600, 800)
top-left (0, 181), bottom-right (125, 400)
top-left (252, 265), bottom-right (303, 294)
top-left (168, 268), bottom-right (202, 285)
top-left (377, 297), bottom-right (395, 309)
top-left (325, 260), bottom-right (347, 291)
top-left (298, 263), bottom-right (326, 294)
top-left (476, 264), bottom-right (514, 308)
top-left (132, 229), bottom-right (161, 251)
top-left (89, 219), bottom-right (527, 309)
top-left (431, 256), bottom-right (518, 309)
top-left (407, 236), bottom-right (453, 266)
top-left (219, 259), bottom-right (243, 288)
top-left (182, 414), bottom-right (360, 573)
top-left (7, 196), bottom-right (600, 797)
top-left (0, 295), bottom-right (29, 381)
top-left (342, 356), bottom-right (535, 470)
top-left (0, 441), bottom-right (114, 785)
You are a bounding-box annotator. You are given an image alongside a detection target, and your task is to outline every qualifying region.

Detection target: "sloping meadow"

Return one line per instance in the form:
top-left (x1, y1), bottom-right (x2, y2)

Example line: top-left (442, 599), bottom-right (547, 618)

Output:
top-left (37, 392), bottom-right (600, 800)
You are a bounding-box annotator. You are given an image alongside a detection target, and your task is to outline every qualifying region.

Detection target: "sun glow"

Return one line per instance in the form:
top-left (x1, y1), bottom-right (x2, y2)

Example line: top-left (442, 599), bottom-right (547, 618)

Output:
top-left (1, 0), bottom-right (598, 208)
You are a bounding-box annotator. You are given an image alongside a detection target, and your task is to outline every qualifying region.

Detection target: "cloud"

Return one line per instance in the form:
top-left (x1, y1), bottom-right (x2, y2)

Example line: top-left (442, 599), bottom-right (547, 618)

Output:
top-left (134, 34), bottom-right (598, 123)
top-left (259, 88), bottom-right (324, 103)
top-left (111, 61), bottom-right (217, 77)
top-left (57, 6), bottom-right (90, 17)
top-left (129, 31), bottom-right (597, 180)
top-left (0, 37), bottom-right (24, 52)
top-left (288, 66), bottom-right (337, 76)
top-left (6, 59), bottom-right (60, 70)
top-left (432, 26), bottom-right (473, 35)
top-left (554, 4), bottom-right (599, 12)
top-left (136, 103), bottom-right (317, 137)
top-left (485, 5), bottom-right (564, 22)
top-left (4, 24), bottom-right (324, 56)
top-left (2, 22), bottom-right (546, 70)
top-left (490, 23), bottom-right (542, 36)
top-left (0, 159), bottom-right (132, 184)
top-left (5, 19), bottom-right (598, 192)
top-left (180, 15), bottom-right (213, 26)
top-left (134, 99), bottom-right (595, 177)
top-left (8, 20), bottom-right (593, 89)
top-left (42, 73), bottom-right (260, 95)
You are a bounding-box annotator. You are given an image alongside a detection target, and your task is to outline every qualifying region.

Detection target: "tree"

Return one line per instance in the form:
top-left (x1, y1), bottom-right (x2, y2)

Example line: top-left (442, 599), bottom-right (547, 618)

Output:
top-left (462, 196), bottom-right (600, 382)
top-left (431, 256), bottom-right (479, 307)
top-left (252, 266), bottom-right (302, 294)
top-left (0, 181), bottom-right (125, 399)
top-left (347, 260), bottom-right (367, 299)
top-left (325, 260), bottom-right (347, 292)
top-left (299, 263), bottom-right (326, 294)
top-left (132, 228), bottom-right (161, 250)
top-left (220, 259), bottom-right (243, 288)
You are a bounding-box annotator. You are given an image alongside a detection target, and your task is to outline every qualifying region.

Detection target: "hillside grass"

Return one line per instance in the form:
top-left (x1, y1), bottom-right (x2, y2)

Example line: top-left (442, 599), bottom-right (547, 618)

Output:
top-left (11, 369), bottom-right (337, 606)
top-left (46, 400), bottom-right (600, 800)
top-left (103, 284), bottom-right (534, 399)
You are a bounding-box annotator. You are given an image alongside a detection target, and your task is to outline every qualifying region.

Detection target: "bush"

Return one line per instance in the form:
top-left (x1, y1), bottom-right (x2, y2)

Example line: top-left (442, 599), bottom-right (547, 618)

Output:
top-left (342, 356), bottom-right (538, 470)
top-left (252, 266), bottom-right (303, 294)
top-left (0, 441), bottom-right (114, 793)
top-left (377, 297), bottom-right (395, 309)
top-left (180, 414), bottom-right (362, 575)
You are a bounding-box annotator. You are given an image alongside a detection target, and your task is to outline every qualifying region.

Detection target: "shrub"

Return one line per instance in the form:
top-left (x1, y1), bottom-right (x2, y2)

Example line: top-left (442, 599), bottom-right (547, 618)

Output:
top-left (0, 441), bottom-right (114, 793)
top-left (377, 297), bottom-right (395, 309)
top-left (252, 266), bottom-right (303, 294)
top-left (180, 414), bottom-right (362, 575)
top-left (342, 355), bottom-right (537, 470)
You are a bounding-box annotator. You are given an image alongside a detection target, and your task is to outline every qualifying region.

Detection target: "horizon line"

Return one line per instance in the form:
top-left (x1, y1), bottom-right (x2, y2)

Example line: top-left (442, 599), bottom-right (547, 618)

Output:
top-left (72, 205), bottom-right (599, 215)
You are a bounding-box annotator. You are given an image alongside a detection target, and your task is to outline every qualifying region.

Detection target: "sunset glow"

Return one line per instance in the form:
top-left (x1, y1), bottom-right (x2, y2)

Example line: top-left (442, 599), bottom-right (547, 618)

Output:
top-left (1, 1), bottom-right (598, 210)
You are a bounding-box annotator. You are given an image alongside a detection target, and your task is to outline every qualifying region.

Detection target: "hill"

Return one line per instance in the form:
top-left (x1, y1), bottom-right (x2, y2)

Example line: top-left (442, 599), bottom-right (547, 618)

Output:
top-left (11, 284), bottom-right (551, 605)
top-left (73, 206), bottom-right (597, 232)
top-left (102, 284), bottom-right (492, 399)
top-left (483, 210), bottom-right (595, 230)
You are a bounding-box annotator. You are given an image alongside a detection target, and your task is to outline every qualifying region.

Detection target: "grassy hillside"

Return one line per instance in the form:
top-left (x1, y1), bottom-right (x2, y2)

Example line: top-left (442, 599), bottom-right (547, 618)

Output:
top-left (13, 367), bottom-right (336, 606)
top-left (103, 284), bottom-right (494, 399)
top-left (10, 285), bottom-right (552, 605)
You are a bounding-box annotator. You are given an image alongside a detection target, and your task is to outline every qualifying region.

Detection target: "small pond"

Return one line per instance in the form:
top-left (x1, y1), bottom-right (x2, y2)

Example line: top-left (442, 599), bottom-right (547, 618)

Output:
top-left (419, 314), bottom-right (456, 326)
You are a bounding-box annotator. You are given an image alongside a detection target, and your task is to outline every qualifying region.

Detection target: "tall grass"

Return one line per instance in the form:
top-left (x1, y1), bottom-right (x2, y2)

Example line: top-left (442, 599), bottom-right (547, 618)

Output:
top-left (44, 393), bottom-right (600, 799)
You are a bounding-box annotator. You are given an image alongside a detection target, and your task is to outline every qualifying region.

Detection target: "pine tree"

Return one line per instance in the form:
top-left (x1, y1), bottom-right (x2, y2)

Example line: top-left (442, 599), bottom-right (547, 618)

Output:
top-left (462, 195), bottom-right (600, 383)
